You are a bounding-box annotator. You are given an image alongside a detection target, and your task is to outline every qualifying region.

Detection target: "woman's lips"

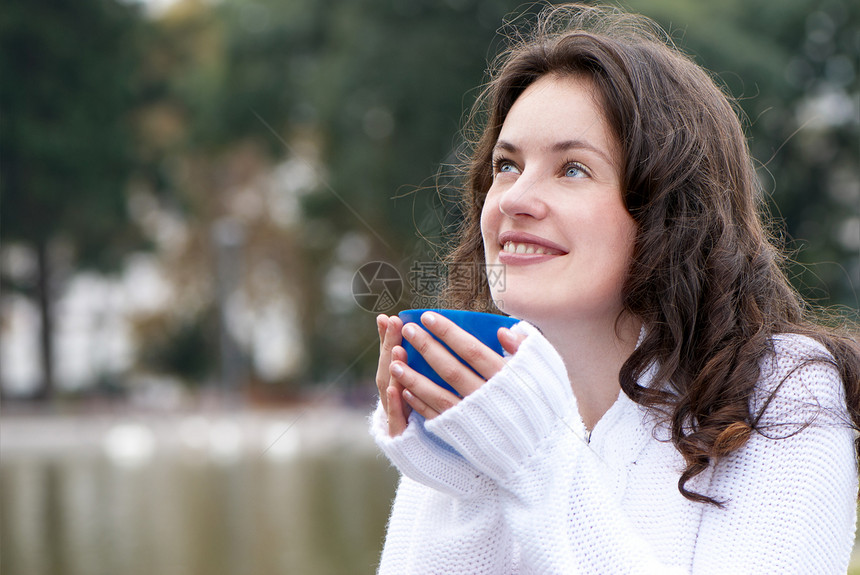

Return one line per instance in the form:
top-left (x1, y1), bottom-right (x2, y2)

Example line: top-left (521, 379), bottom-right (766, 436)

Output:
top-left (501, 241), bottom-right (564, 255)
top-left (496, 231), bottom-right (568, 264)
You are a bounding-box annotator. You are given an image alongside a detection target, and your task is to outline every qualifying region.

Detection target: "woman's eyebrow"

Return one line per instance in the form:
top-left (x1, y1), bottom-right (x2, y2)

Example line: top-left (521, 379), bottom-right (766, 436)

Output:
top-left (494, 139), bottom-right (614, 165)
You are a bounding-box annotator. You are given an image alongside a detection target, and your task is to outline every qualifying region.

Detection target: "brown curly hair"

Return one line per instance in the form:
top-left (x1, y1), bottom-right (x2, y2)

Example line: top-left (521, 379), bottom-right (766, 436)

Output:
top-left (441, 3), bottom-right (860, 504)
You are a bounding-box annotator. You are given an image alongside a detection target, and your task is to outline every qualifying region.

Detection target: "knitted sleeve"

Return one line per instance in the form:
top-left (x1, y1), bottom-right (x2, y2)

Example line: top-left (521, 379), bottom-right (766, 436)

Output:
top-left (370, 399), bottom-right (491, 497)
top-left (426, 321), bottom-right (686, 574)
top-left (370, 377), bottom-right (514, 573)
top-left (425, 327), bottom-right (857, 573)
top-left (374, 322), bottom-right (684, 573)
top-left (371, 326), bottom-right (857, 574)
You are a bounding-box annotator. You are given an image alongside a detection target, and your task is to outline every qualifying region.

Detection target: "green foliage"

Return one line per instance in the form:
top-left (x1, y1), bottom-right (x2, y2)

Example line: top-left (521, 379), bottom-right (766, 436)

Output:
top-left (0, 0), bottom-right (146, 270)
top-left (3, 0), bottom-right (855, 395)
top-left (1, 0), bottom-right (152, 399)
top-left (136, 310), bottom-right (218, 385)
top-left (625, 0), bottom-right (859, 307)
top-left (308, 0), bottom-right (528, 249)
top-left (288, 0), bottom-right (532, 377)
top-left (156, 0), bottom-right (858, 384)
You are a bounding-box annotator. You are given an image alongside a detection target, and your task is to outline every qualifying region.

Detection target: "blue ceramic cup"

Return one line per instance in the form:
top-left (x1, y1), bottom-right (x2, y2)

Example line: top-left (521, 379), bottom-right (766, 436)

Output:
top-left (398, 309), bottom-right (519, 395)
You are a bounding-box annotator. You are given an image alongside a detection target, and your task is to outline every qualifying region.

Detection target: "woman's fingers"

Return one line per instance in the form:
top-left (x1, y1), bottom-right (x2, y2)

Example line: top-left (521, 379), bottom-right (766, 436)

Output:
top-left (383, 311), bottom-right (526, 426)
top-left (390, 359), bottom-right (460, 419)
top-left (423, 312), bottom-right (511, 380)
top-left (401, 322), bottom-right (487, 397)
top-left (375, 315), bottom-right (412, 437)
top-left (391, 344), bottom-right (408, 364)
top-left (402, 311), bottom-right (510, 394)
top-left (375, 314), bottom-right (391, 412)
top-left (498, 327), bottom-right (527, 356)
top-left (376, 313), bottom-right (387, 346)
top-left (376, 314), bottom-right (404, 414)
top-left (389, 344), bottom-right (412, 427)
top-left (386, 381), bottom-right (409, 436)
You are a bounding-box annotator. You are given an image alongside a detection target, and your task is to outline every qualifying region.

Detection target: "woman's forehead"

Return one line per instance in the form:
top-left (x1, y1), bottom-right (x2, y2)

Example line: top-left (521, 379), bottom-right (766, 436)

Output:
top-left (497, 75), bottom-right (620, 164)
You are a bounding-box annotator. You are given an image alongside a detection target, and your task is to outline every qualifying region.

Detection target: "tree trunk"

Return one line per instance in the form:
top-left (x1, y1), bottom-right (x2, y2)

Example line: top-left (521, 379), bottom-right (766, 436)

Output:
top-left (34, 239), bottom-right (55, 402)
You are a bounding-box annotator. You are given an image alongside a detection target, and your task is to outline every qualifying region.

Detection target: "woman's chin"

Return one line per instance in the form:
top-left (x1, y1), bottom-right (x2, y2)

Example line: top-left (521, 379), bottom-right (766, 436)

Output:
top-left (493, 292), bottom-right (629, 333)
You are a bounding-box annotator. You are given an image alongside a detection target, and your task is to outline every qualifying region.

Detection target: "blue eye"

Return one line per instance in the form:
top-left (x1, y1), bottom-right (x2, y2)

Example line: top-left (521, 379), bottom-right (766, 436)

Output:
top-left (565, 163), bottom-right (586, 178)
top-left (493, 157), bottom-right (519, 175)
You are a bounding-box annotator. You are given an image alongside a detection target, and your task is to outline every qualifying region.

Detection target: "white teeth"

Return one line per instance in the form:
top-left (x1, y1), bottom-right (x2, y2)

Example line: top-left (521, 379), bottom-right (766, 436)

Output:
top-left (503, 241), bottom-right (553, 255)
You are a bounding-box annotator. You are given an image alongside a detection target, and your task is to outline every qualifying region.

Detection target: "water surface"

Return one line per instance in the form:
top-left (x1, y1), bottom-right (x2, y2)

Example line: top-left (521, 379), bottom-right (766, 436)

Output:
top-left (1, 408), bottom-right (398, 575)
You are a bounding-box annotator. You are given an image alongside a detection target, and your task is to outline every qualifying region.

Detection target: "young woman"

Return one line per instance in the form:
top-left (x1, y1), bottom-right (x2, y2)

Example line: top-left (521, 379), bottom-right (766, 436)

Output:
top-left (371, 4), bottom-right (860, 573)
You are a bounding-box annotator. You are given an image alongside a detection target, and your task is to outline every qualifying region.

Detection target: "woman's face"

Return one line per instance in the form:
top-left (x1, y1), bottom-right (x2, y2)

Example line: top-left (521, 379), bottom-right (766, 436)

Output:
top-left (480, 74), bottom-right (636, 330)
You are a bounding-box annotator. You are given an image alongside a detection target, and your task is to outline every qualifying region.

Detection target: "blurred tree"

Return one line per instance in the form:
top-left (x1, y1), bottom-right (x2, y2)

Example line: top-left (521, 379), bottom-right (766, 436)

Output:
top-left (0, 0), bottom-right (147, 400)
top-left (625, 0), bottom-right (859, 309)
top-left (7, 0), bottom-right (852, 398)
top-left (126, 0), bottom-right (324, 390)
top-left (299, 0), bottom-right (859, 382)
top-left (202, 0), bottom-right (859, 385)
top-left (293, 0), bottom-right (532, 380)
top-left (132, 0), bottom-right (532, 388)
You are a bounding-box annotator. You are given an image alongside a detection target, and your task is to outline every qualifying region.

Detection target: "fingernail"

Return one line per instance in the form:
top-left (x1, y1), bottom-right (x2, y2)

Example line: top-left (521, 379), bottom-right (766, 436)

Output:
top-left (402, 323), bottom-right (416, 338)
top-left (422, 312), bottom-right (436, 325)
top-left (390, 363), bottom-right (404, 377)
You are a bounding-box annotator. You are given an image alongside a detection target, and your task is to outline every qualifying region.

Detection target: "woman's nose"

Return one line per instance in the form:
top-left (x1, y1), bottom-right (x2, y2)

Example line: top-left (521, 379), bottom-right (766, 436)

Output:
top-left (498, 173), bottom-right (549, 219)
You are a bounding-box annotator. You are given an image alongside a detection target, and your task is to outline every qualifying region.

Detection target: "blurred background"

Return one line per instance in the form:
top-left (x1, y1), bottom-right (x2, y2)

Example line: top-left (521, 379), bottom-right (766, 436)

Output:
top-left (1, 0), bottom-right (857, 573)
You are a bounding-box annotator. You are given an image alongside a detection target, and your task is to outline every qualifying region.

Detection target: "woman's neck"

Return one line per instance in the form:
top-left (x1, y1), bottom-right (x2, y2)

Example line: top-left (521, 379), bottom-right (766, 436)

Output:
top-left (536, 313), bottom-right (640, 430)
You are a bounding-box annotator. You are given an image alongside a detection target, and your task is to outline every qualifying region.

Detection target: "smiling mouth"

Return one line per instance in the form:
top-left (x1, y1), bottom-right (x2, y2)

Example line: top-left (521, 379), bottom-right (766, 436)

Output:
top-left (502, 241), bottom-right (565, 256)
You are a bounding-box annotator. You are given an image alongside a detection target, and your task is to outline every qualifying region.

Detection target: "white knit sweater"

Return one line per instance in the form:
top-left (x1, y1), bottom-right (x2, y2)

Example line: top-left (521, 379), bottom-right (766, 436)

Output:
top-left (370, 322), bottom-right (858, 574)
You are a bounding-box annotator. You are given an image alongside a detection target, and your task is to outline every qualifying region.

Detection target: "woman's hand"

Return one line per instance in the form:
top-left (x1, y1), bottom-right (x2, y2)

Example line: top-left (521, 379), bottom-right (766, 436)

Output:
top-left (389, 311), bottom-right (526, 424)
top-left (376, 314), bottom-right (412, 437)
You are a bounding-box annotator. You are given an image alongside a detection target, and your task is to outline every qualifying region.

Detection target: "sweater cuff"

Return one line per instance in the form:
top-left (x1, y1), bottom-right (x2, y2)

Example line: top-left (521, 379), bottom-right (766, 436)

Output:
top-left (369, 400), bottom-right (492, 498)
top-left (425, 322), bottom-right (586, 482)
